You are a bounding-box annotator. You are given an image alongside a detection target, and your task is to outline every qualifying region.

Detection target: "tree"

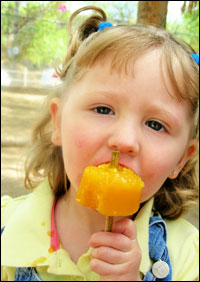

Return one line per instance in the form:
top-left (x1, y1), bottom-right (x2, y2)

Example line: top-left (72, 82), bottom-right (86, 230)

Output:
top-left (167, 1), bottom-right (199, 52)
top-left (85, 1), bottom-right (138, 24)
top-left (1, 1), bottom-right (70, 68)
top-left (181, 1), bottom-right (198, 14)
top-left (137, 1), bottom-right (168, 28)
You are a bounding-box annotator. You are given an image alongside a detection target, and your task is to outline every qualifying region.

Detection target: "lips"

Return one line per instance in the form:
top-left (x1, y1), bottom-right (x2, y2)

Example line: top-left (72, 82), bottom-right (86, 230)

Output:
top-left (96, 161), bottom-right (133, 171)
top-left (118, 162), bottom-right (129, 169)
top-left (95, 161), bottom-right (110, 166)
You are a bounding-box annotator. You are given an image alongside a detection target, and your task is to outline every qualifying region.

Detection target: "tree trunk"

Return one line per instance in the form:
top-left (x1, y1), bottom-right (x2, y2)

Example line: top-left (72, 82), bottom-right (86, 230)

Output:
top-left (137, 1), bottom-right (168, 29)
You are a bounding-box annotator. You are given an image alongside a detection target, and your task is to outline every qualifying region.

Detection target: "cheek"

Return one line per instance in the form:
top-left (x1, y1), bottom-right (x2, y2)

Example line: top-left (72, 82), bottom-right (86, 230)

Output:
top-left (141, 167), bottom-right (167, 202)
top-left (72, 132), bottom-right (89, 151)
top-left (74, 137), bottom-right (85, 149)
top-left (61, 123), bottom-right (100, 190)
top-left (71, 129), bottom-right (98, 153)
top-left (140, 150), bottom-right (181, 202)
top-left (62, 132), bottom-right (87, 186)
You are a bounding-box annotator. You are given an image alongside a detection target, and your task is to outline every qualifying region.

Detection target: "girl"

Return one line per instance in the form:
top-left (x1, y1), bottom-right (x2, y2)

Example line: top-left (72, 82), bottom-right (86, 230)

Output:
top-left (1, 6), bottom-right (199, 281)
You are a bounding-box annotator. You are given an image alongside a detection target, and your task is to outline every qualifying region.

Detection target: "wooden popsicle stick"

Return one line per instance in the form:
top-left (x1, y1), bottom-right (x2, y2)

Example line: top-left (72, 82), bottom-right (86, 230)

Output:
top-left (110, 149), bottom-right (119, 168)
top-left (105, 216), bottom-right (114, 232)
top-left (104, 149), bottom-right (119, 232)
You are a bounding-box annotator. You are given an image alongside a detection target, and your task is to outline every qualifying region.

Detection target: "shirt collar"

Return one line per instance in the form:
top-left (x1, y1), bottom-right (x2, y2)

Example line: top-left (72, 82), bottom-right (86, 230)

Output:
top-left (1, 179), bottom-right (99, 279)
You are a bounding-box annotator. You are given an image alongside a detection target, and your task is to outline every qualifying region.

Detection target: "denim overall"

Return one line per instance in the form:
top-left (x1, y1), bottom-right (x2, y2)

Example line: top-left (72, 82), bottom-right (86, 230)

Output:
top-left (1, 213), bottom-right (172, 281)
top-left (143, 213), bottom-right (172, 281)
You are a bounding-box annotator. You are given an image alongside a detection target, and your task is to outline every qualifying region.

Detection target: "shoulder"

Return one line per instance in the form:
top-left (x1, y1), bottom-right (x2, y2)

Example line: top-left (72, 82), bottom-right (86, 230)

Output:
top-left (1, 178), bottom-right (53, 228)
top-left (1, 178), bottom-right (54, 268)
top-left (165, 216), bottom-right (198, 248)
top-left (1, 194), bottom-right (29, 228)
top-left (165, 217), bottom-right (199, 281)
top-left (1, 196), bottom-right (28, 281)
top-left (165, 216), bottom-right (198, 242)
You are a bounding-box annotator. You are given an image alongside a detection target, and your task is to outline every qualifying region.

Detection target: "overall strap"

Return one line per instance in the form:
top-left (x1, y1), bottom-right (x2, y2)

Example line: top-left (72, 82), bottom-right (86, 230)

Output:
top-left (1, 226), bottom-right (5, 234)
top-left (143, 213), bottom-right (172, 281)
top-left (14, 267), bottom-right (42, 281)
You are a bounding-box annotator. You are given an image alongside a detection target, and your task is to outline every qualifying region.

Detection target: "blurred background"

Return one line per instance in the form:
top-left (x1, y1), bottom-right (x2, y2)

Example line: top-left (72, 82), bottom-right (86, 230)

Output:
top-left (1, 1), bottom-right (199, 228)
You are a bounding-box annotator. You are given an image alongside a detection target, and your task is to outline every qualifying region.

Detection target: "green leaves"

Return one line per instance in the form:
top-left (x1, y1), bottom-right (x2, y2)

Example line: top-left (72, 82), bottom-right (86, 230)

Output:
top-left (167, 2), bottom-right (199, 52)
top-left (1, 1), bottom-right (70, 67)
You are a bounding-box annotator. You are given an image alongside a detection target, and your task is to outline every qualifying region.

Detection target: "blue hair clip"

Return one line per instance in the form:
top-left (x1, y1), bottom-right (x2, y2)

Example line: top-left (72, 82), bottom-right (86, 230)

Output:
top-left (191, 53), bottom-right (199, 65)
top-left (98, 21), bottom-right (113, 31)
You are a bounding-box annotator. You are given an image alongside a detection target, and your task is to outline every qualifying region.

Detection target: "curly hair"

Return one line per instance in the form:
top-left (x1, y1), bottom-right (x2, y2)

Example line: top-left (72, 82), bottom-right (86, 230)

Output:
top-left (24, 6), bottom-right (199, 219)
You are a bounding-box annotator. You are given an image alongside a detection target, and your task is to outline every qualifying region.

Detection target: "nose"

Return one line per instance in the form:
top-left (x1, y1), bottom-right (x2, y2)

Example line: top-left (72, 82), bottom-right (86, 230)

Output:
top-left (107, 119), bottom-right (140, 155)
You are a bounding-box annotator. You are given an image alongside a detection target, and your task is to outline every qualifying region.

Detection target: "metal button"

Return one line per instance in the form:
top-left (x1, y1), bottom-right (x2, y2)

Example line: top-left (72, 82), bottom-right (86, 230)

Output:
top-left (152, 260), bottom-right (170, 279)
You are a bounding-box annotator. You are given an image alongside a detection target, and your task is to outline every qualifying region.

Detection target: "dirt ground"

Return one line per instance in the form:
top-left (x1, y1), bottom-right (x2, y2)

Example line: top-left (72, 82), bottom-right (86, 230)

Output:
top-left (1, 88), bottom-right (199, 229)
top-left (1, 88), bottom-right (46, 197)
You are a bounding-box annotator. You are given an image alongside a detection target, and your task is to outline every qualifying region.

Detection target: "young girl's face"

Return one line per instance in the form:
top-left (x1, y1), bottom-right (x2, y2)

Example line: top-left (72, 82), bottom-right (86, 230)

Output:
top-left (51, 49), bottom-right (195, 203)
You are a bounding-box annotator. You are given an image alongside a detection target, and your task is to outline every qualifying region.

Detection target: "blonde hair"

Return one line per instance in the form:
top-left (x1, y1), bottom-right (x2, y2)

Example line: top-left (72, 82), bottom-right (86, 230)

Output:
top-left (25, 6), bottom-right (199, 219)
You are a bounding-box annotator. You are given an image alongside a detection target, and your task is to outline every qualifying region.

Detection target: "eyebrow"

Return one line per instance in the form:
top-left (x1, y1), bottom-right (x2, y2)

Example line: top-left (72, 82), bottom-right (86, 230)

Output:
top-left (148, 105), bottom-right (181, 128)
top-left (92, 90), bottom-right (120, 98)
top-left (85, 90), bottom-right (124, 102)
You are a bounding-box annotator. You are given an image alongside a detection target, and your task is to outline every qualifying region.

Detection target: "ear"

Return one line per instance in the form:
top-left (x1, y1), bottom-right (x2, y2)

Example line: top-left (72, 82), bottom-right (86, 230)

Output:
top-left (169, 139), bottom-right (197, 179)
top-left (49, 97), bottom-right (62, 146)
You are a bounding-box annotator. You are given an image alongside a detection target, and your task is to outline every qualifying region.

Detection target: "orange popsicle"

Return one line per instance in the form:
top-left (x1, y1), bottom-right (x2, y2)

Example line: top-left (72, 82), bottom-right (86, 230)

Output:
top-left (76, 150), bottom-right (144, 219)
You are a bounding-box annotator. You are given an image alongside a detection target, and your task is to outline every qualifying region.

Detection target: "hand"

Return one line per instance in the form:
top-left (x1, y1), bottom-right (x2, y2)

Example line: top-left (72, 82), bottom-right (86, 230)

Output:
top-left (88, 218), bottom-right (142, 281)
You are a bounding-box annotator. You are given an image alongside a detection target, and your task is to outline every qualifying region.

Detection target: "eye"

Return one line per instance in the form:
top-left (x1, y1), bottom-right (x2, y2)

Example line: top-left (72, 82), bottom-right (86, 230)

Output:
top-left (146, 120), bottom-right (165, 132)
top-left (94, 106), bottom-right (114, 115)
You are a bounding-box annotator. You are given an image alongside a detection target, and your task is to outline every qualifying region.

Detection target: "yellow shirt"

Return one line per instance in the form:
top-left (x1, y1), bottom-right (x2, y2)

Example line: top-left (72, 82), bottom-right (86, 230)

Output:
top-left (1, 179), bottom-right (199, 281)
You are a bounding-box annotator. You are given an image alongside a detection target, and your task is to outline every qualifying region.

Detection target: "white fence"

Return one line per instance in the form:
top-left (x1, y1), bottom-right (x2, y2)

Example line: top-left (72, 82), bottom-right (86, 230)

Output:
top-left (1, 68), bottom-right (61, 88)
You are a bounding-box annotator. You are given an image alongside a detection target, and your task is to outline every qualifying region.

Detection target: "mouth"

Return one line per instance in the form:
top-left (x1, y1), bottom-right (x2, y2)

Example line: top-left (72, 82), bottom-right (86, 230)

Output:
top-left (96, 161), bottom-right (131, 171)
top-left (118, 162), bottom-right (129, 169)
top-left (96, 161), bottom-right (110, 166)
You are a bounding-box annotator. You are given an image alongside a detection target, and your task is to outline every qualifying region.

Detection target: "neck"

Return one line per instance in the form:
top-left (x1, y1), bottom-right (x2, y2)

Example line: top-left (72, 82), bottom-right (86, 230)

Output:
top-left (56, 185), bottom-right (106, 236)
top-left (54, 185), bottom-right (129, 263)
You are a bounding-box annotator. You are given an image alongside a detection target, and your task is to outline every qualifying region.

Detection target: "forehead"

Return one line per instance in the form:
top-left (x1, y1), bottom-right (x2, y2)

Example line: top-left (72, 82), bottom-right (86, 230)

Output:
top-left (67, 50), bottom-right (191, 113)
top-left (74, 49), bottom-right (181, 98)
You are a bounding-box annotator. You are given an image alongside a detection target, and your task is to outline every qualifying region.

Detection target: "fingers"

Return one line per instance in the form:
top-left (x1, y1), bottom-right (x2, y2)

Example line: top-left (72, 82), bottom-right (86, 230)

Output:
top-left (112, 218), bottom-right (137, 240)
top-left (90, 258), bottom-right (127, 277)
top-left (89, 231), bottom-right (131, 252)
top-left (89, 218), bottom-right (142, 281)
top-left (89, 218), bottom-right (137, 252)
top-left (92, 246), bottom-right (128, 264)
top-left (90, 252), bottom-right (142, 280)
